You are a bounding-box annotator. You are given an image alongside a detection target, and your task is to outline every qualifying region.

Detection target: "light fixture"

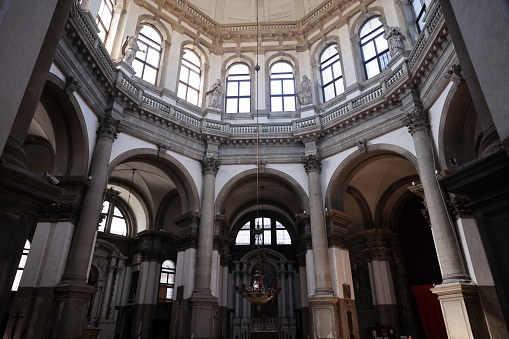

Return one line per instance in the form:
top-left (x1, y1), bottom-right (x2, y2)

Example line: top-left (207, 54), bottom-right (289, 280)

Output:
top-left (235, 0), bottom-right (281, 315)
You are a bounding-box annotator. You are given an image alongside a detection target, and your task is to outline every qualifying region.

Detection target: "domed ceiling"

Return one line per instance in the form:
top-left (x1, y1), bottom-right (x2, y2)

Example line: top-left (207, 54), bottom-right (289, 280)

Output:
top-left (178, 0), bottom-right (327, 23)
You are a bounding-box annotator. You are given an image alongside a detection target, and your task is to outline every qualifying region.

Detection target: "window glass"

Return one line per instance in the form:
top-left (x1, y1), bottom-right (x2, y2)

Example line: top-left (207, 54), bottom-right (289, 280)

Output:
top-left (320, 45), bottom-right (344, 102)
top-left (270, 61), bottom-right (296, 112)
top-left (411, 0), bottom-right (426, 32)
top-left (134, 25), bottom-right (162, 85)
top-left (235, 218), bottom-right (291, 245)
top-left (159, 260), bottom-right (175, 302)
top-left (359, 17), bottom-right (390, 79)
top-left (96, 0), bottom-right (114, 44)
top-left (226, 63), bottom-right (251, 113)
top-left (12, 240), bottom-right (31, 291)
top-left (98, 200), bottom-right (128, 236)
top-left (177, 49), bottom-right (202, 105)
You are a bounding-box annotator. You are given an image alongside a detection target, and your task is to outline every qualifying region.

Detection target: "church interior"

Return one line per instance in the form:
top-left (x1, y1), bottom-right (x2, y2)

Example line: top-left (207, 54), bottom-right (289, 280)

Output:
top-left (0, 0), bottom-right (509, 338)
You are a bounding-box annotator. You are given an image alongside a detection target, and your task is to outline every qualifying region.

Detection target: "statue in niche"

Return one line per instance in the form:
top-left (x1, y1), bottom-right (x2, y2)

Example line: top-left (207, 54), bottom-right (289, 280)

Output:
top-left (297, 75), bottom-right (313, 105)
top-left (205, 79), bottom-right (224, 109)
top-left (383, 25), bottom-right (406, 57)
top-left (122, 34), bottom-right (144, 66)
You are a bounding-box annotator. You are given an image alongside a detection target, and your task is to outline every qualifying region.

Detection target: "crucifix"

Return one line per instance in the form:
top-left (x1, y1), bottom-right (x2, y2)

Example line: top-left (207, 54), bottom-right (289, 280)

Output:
top-left (10, 310), bottom-right (24, 339)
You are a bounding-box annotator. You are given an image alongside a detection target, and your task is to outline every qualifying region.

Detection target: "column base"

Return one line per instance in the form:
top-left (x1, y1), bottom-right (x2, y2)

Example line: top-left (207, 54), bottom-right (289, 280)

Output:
top-left (431, 282), bottom-right (489, 339)
top-left (308, 295), bottom-right (339, 339)
top-left (190, 293), bottom-right (218, 339)
top-left (49, 282), bottom-right (97, 339)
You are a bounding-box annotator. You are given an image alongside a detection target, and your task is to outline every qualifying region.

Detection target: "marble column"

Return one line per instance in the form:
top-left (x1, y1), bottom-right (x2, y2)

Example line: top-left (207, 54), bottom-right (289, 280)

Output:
top-left (190, 157), bottom-right (220, 339)
top-left (302, 154), bottom-right (340, 339)
top-left (302, 154), bottom-right (333, 295)
top-left (51, 113), bottom-right (121, 338)
top-left (402, 108), bottom-right (470, 282)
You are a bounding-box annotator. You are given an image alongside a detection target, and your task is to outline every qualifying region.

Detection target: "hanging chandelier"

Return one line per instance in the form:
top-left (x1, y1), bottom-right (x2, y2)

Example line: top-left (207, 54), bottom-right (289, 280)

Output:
top-left (234, 0), bottom-right (281, 313)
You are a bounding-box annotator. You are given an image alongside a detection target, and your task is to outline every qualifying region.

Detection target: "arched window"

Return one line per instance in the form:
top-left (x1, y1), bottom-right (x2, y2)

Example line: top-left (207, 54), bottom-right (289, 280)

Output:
top-left (177, 48), bottom-right (202, 106)
top-left (270, 61), bottom-right (296, 112)
top-left (11, 240), bottom-right (30, 291)
top-left (410, 0), bottom-right (426, 33)
top-left (235, 217), bottom-right (292, 245)
top-left (159, 260), bottom-right (176, 302)
top-left (99, 200), bottom-right (128, 236)
top-left (132, 25), bottom-right (162, 85)
top-left (96, 0), bottom-right (114, 44)
top-left (359, 16), bottom-right (390, 79)
top-left (320, 44), bottom-right (344, 102)
top-left (226, 63), bottom-right (251, 113)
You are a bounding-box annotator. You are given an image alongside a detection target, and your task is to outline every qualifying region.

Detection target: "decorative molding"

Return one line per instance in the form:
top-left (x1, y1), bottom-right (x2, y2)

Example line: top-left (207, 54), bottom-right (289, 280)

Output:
top-left (64, 75), bottom-right (81, 96)
top-left (356, 138), bottom-right (367, 154)
top-left (363, 246), bottom-right (392, 261)
top-left (402, 108), bottom-right (430, 135)
top-left (444, 64), bottom-right (464, 85)
top-left (140, 248), bottom-right (165, 262)
top-left (448, 193), bottom-right (473, 219)
top-left (39, 202), bottom-right (81, 224)
top-left (201, 156), bottom-right (220, 175)
top-left (302, 154), bottom-right (322, 173)
top-left (176, 233), bottom-right (199, 251)
top-left (327, 228), bottom-right (349, 249)
top-left (97, 115), bottom-right (122, 140)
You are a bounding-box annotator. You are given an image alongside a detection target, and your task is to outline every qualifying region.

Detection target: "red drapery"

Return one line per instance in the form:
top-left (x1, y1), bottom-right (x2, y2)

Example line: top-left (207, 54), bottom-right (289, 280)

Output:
top-left (412, 284), bottom-right (448, 339)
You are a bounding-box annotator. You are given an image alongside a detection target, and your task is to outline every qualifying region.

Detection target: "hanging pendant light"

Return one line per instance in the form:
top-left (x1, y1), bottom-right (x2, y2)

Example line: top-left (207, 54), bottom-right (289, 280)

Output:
top-left (235, 0), bottom-right (281, 315)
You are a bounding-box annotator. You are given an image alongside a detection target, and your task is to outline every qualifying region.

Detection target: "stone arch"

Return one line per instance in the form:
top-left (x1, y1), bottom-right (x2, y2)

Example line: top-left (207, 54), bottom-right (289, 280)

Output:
top-left (438, 82), bottom-right (482, 168)
top-left (29, 74), bottom-right (89, 176)
top-left (325, 144), bottom-right (418, 211)
top-left (108, 149), bottom-right (200, 214)
top-left (136, 14), bottom-right (171, 42)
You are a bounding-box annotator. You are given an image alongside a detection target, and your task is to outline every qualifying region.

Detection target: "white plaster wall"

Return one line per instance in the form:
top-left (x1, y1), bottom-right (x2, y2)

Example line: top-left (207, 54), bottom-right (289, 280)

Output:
top-left (74, 93), bottom-right (99, 172)
top-left (328, 247), bottom-right (355, 299)
top-left (49, 63), bottom-right (66, 82)
top-left (165, 31), bottom-right (183, 93)
top-left (338, 24), bottom-right (357, 88)
top-left (214, 164), bottom-right (254, 199)
top-left (429, 81), bottom-right (454, 160)
top-left (165, 149), bottom-right (202, 202)
top-left (370, 126), bottom-right (417, 156)
top-left (175, 248), bottom-right (197, 299)
top-left (109, 134), bottom-right (156, 164)
top-left (267, 163), bottom-right (309, 198)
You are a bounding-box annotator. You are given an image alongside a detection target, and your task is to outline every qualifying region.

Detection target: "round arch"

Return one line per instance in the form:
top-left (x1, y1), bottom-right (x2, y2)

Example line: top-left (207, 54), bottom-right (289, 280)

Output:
top-left (325, 144), bottom-right (418, 211)
top-left (108, 149), bottom-right (200, 213)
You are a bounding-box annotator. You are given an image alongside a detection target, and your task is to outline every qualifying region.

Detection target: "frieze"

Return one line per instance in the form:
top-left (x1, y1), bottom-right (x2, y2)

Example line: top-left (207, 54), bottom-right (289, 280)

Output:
top-left (201, 157), bottom-right (220, 175)
top-left (402, 109), bottom-right (430, 135)
top-left (447, 193), bottom-right (473, 219)
top-left (363, 246), bottom-right (392, 262)
top-left (176, 233), bottom-right (199, 251)
top-left (140, 248), bottom-right (165, 262)
top-left (39, 202), bottom-right (81, 224)
top-left (327, 229), bottom-right (349, 249)
top-left (302, 154), bottom-right (322, 173)
top-left (97, 115), bottom-right (122, 140)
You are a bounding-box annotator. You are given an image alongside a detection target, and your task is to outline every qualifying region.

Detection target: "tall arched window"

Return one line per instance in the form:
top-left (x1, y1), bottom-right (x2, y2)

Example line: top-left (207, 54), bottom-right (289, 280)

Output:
top-left (99, 200), bottom-right (128, 236)
top-left (410, 0), bottom-right (426, 33)
top-left (159, 260), bottom-right (176, 302)
top-left (359, 16), bottom-right (390, 79)
top-left (226, 63), bottom-right (251, 113)
top-left (177, 48), bottom-right (202, 106)
top-left (132, 25), bottom-right (162, 85)
top-left (96, 0), bottom-right (114, 44)
top-left (320, 44), bottom-right (344, 102)
top-left (235, 217), bottom-right (292, 245)
top-left (270, 61), bottom-right (296, 112)
top-left (11, 240), bottom-right (30, 291)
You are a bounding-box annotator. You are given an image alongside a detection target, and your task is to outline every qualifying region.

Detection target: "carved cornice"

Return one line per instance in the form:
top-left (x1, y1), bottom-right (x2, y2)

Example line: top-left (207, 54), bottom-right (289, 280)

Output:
top-left (201, 157), bottom-right (220, 175)
top-left (140, 248), bottom-right (165, 262)
top-left (301, 234), bottom-right (313, 250)
top-left (302, 154), bottom-right (322, 173)
top-left (402, 109), bottom-right (430, 135)
top-left (39, 202), bottom-right (81, 224)
top-left (448, 193), bottom-right (473, 219)
top-left (325, 209), bottom-right (354, 226)
top-left (363, 246), bottom-right (392, 262)
top-left (176, 233), bottom-right (199, 251)
top-left (327, 229), bottom-right (349, 249)
top-left (97, 115), bottom-right (122, 140)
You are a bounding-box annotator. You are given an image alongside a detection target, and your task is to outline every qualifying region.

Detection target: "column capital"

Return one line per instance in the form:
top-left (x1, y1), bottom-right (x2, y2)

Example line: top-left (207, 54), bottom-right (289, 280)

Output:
top-left (402, 108), bottom-right (430, 135)
top-left (39, 202), bottom-right (81, 224)
top-left (302, 154), bottom-right (322, 173)
top-left (201, 157), bottom-right (220, 175)
top-left (363, 246), bottom-right (392, 261)
top-left (97, 114), bottom-right (122, 140)
top-left (177, 233), bottom-right (199, 251)
top-left (447, 193), bottom-right (473, 219)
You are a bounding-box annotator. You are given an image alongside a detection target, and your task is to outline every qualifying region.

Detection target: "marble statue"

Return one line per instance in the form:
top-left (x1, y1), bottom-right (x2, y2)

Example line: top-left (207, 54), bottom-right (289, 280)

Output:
top-left (383, 25), bottom-right (406, 57)
top-left (122, 34), bottom-right (144, 65)
top-left (206, 79), bottom-right (224, 109)
top-left (297, 75), bottom-right (312, 105)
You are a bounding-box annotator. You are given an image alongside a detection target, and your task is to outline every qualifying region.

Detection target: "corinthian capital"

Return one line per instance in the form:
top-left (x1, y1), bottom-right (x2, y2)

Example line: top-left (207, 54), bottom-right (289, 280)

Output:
top-left (402, 109), bottom-right (430, 135)
top-left (302, 154), bottom-right (322, 173)
top-left (97, 115), bottom-right (122, 140)
top-left (201, 157), bottom-right (220, 175)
